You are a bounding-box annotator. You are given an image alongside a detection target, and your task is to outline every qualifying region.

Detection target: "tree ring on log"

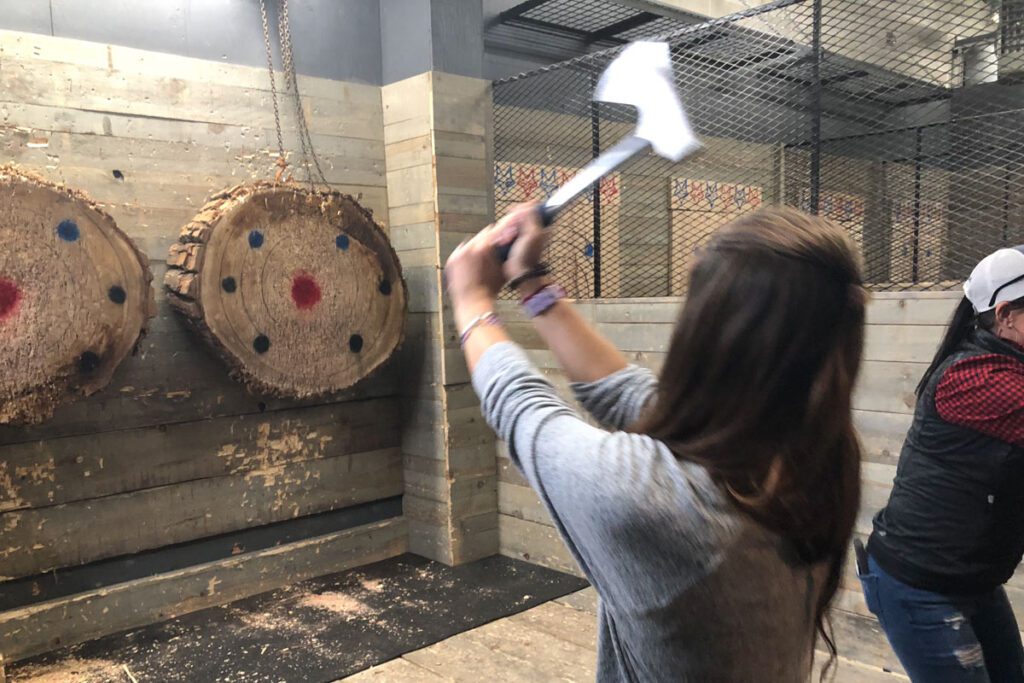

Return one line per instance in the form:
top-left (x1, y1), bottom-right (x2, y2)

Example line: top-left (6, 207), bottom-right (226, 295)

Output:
top-left (166, 183), bottom-right (407, 397)
top-left (0, 164), bottom-right (155, 424)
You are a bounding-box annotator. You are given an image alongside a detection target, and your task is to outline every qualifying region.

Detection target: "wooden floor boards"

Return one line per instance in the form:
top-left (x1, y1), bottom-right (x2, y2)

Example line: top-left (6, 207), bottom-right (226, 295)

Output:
top-left (342, 590), bottom-right (908, 683)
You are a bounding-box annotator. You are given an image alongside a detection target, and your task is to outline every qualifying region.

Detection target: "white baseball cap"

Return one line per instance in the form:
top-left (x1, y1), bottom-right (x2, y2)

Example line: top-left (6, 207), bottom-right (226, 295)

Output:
top-left (964, 246), bottom-right (1024, 313)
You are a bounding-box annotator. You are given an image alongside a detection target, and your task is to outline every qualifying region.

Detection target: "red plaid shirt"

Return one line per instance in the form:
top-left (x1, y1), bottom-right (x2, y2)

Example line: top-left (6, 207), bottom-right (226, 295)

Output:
top-left (935, 345), bottom-right (1024, 447)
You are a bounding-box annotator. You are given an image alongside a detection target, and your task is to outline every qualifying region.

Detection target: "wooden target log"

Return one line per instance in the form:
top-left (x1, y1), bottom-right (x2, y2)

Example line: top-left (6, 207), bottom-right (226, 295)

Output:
top-left (0, 165), bottom-right (155, 424)
top-left (165, 182), bottom-right (406, 397)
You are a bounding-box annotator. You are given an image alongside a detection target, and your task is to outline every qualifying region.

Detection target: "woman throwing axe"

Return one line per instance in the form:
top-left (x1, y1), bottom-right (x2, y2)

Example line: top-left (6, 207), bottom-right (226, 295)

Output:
top-left (445, 204), bottom-right (866, 681)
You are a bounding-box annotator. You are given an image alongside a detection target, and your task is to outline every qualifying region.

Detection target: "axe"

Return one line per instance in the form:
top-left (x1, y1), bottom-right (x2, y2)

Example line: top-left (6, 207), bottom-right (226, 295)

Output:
top-left (497, 41), bottom-right (700, 261)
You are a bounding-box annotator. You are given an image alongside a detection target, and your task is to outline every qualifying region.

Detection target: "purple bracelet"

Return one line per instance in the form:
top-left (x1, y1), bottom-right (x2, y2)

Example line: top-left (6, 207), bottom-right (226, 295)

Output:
top-left (522, 284), bottom-right (566, 318)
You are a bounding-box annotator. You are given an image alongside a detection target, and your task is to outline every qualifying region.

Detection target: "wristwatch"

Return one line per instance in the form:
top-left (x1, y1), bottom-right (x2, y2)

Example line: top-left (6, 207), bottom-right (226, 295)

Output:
top-left (522, 284), bottom-right (566, 318)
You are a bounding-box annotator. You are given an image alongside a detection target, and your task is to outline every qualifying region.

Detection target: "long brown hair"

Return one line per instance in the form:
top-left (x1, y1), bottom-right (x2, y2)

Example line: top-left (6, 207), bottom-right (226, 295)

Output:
top-left (633, 207), bottom-right (866, 678)
top-left (917, 294), bottom-right (1024, 395)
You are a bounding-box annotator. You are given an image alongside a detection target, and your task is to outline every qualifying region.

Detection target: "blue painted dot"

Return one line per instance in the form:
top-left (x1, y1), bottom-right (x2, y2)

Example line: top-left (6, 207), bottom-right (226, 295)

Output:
top-left (349, 334), bottom-right (364, 353)
top-left (222, 277), bottom-right (237, 293)
top-left (57, 220), bottom-right (80, 242)
top-left (248, 230), bottom-right (264, 249)
top-left (583, 242), bottom-right (594, 258)
top-left (336, 234), bottom-right (350, 251)
top-left (253, 334), bottom-right (271, 354)
top-left (79, 351), bottom-right (100, 374)
top-left (108, 285), bottom-right (126, 304)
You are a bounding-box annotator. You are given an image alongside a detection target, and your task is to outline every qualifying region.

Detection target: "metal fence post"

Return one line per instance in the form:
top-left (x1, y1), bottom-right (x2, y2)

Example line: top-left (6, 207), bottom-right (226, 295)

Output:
top-left (591, 74), bottom-right (603, 299)
top-left (1003, 169), bottom-right (1012, 246)
top-left (912, 127), bottom-right (923, 283)
top-left (809, 0), bottom-right (823, 214)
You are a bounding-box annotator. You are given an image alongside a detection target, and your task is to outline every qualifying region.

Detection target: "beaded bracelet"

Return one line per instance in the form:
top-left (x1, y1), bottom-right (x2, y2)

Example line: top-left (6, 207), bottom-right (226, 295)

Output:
top-left (507, 263), bottom-right (551, 291)
top-left (459, 311), bottom-right (501, 347)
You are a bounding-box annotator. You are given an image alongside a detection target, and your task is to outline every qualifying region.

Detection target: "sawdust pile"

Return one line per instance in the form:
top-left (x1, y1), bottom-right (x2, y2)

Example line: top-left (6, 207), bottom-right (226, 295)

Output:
top-left (298, 591), bottom-right (370, 618)
top-left (12, 657), bottom-right (125, 683)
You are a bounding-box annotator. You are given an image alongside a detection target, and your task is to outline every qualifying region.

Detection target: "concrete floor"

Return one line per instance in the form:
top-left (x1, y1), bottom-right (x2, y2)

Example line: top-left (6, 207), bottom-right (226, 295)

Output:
top-left (341, 588), bottom-right (909, 683)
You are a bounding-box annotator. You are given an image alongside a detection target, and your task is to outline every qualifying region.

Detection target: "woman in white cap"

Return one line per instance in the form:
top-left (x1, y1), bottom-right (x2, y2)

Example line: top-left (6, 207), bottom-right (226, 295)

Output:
top-left (864, 247), bottom-right (1024, 681)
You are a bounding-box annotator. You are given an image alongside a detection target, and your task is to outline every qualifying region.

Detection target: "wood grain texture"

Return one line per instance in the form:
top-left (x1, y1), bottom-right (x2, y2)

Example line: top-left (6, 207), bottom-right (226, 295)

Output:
top-left (0, 264), bottom-right (401, 446)
top-left (493, 293), bottom-right (959, 601)
top-left (0, 30), bottom-right (388, 266)
top-left (0, 165), bottom-right (155, 424)
top-left (0, 397), bottom-right (400, 512)
top-left (0, 446), bottom-right (402, 580)
top-left (498, 516), bottom-right (582, 578)
top-left (0, 30), bottom-right (410, 660)
top-left (0, 517), bottom-right (408, 662)
top-left (166, 182), bottom-right (407, 398)
top-left (383, 72), bottom-right (499, 566)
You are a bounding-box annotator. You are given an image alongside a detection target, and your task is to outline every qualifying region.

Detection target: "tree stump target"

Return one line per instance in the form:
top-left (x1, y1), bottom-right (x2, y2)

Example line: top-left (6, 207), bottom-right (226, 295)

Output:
top-left (165, 183), bottom-right (406, 397)
top-left (0, 165), bottom-right (155, 424)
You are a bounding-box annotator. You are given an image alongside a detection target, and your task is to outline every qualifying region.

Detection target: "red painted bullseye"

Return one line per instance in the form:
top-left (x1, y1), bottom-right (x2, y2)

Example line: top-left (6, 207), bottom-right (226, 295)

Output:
top-left (291, 273), bottom-right (322, 310)
top-left (0, 278), bottom-right (21, 321)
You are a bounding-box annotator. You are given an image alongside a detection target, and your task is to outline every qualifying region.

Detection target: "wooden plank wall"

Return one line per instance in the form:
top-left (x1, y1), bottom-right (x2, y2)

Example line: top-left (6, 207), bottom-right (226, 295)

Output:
top-left (494, 291), bottom-right (988, 676)
top-left (0, 31), bottom-right (407, 659)
top-left (382, 71), bottom-right (500, 566)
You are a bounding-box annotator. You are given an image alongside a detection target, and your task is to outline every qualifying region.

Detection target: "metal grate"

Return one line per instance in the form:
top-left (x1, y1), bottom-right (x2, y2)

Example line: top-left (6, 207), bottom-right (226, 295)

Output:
top-left (493, 0), bottom-right (1022, 298)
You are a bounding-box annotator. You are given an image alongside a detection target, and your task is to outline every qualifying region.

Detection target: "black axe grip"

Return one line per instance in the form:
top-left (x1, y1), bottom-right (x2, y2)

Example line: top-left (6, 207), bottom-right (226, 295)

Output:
top-left (495, 204), bottom-right (557, 263)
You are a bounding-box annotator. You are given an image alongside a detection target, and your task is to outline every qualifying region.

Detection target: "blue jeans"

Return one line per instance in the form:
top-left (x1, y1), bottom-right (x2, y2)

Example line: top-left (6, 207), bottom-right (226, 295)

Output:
top-left (859, 553), bottom-right (1024, 682)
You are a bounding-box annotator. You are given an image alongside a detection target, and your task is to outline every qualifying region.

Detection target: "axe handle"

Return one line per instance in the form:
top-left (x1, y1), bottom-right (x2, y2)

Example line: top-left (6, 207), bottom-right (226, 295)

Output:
top-left (495, 136), bottom-right (650, 263)
top-left (494, 205), bottom-right (556, 263)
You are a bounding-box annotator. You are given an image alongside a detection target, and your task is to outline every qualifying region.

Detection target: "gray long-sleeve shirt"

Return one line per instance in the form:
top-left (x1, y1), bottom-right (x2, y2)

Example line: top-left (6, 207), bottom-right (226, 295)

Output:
top-left (472, 342), bottom-right (826, 682)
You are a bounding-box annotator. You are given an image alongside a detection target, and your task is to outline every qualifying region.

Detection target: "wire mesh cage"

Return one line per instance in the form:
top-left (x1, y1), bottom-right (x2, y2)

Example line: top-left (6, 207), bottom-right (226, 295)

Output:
top-left (492, 0), bottom-right (1018, 298)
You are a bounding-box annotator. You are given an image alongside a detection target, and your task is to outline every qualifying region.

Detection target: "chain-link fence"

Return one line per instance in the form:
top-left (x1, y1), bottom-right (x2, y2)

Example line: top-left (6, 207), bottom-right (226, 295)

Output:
top-left (492, 0), bottom-right (1017, 298)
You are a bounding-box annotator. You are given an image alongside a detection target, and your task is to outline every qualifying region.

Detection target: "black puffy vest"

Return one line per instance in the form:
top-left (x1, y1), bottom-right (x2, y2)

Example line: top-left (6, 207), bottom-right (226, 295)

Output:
top-left (868, 330), bottom-right (1024, 594)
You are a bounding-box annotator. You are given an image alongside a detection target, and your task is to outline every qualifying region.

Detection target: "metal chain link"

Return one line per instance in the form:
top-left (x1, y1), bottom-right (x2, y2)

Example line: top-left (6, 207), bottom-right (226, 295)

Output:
top-left (495, 0), bottom-right (1014, 297)
top-left (277, 0), bottom-right (329, 189)
top-left (259, 0), bottom-right (286, 168)
top-left (736, 0), bottom-right (806, 46)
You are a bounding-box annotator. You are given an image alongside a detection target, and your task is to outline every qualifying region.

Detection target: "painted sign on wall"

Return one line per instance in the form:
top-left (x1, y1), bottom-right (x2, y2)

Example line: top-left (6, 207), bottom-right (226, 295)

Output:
top-left (495, 162), bottom-right (621, 298)
top-left (669, 177), bottom-right (764, 296)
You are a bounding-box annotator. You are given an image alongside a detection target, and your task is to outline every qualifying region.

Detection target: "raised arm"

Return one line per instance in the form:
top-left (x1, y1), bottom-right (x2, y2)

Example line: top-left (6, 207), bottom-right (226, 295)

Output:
top-left (445, 220), bottom-right (725, 612)
top-left (571, 364), bottom-right (658, 430)
top-left (458, 270), bottom-right (657, 429)
top-left (514, 276), bottom-right (628, 383)
top-left (499, 204), bottom-right (658, 425)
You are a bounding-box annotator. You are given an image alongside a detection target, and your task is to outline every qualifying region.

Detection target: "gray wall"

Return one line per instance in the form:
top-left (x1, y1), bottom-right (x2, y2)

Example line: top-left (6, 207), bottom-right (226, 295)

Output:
top-left (0, 0), bottom-right (383, 84)
top-left (0, 0), bottom-right (489, 86)
top-left (380, 0), bottom-right (434, 84)
top-left (380, 0), bottom-right (483, 83)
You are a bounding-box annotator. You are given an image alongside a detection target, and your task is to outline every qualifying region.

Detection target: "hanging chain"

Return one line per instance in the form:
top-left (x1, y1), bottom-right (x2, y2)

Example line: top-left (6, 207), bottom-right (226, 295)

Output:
top-left (277, 0), bottom-right (329, 189)
top-left (259, 0), bottom-right (287, 174)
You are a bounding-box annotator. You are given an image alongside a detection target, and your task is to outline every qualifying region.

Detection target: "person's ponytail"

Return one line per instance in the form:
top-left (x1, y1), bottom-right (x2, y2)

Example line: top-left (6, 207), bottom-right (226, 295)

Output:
top-left (916, 297), bottom-right (976, 396)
